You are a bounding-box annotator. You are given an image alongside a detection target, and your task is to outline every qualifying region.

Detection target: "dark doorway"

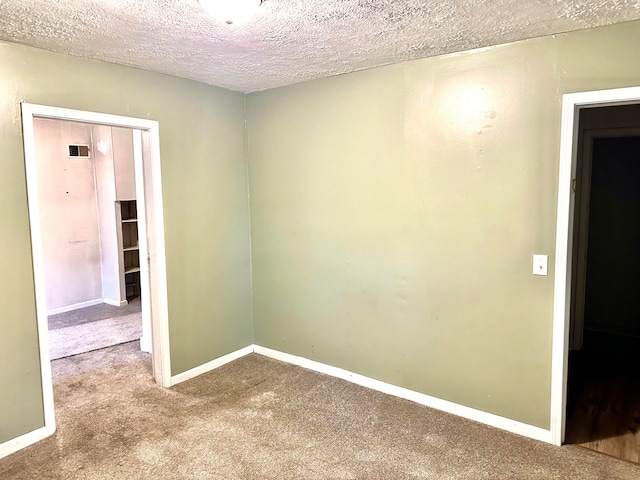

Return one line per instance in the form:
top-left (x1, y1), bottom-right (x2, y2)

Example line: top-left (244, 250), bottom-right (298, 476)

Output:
top-left (566, 105), bottom-right (640, 463)
top-left (584, 136), bottom-right (640, 335)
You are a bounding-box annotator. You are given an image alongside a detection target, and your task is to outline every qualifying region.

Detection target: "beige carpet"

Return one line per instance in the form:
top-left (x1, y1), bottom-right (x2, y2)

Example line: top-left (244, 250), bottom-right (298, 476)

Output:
top-left (1, 343), bottom-right (639, 479)
top-left (48, 312), bottom-right (142, 360)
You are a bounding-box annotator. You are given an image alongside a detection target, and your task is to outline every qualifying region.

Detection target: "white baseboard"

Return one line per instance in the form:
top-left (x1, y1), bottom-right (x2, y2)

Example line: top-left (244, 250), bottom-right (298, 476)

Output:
top-left (47, 299), bottom-right (104, 316)
top-left (0, 426), bottom-right (53, 461)
top-left (48, 297), bottom-right (127, 315)
top-left (253, 345), bottom-right (552, 444)
top-left (103, 298), bottom-right (128, 307)
top-left (169, 345), bottom-right (254, 387)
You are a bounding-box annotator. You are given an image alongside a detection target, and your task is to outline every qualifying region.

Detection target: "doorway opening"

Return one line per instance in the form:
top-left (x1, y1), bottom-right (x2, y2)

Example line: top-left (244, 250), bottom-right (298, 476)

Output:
top-left (551, 87), bottom-right (640, 455)
top-left (21, 104), bottom-right (171, 438)
top-left (35, 118), bottom-right (146, 360)
top-left (564, 105), bottom-right (640, 462)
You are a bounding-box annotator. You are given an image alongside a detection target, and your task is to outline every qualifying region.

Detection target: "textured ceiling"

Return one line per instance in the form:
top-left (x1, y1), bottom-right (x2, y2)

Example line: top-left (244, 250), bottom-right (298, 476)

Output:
top-left (1, 0), bottom-right (639, 92)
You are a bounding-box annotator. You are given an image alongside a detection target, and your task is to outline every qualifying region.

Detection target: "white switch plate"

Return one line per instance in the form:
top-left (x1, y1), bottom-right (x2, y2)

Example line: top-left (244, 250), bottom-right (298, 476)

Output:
top-left (533, 254), bottom-right (548, 276)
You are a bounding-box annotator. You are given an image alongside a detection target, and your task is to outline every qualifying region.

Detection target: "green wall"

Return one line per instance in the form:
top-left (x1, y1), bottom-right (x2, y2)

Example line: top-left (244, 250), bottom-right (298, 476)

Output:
top-left (0, 42), bottom-right (253, 444)
top-left (246, 20), bottom-right (640, 429)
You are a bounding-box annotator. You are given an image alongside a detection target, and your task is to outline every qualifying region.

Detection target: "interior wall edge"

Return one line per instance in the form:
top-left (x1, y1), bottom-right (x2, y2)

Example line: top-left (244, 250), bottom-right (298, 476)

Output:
top-left (243, 94), bottom-right (256, 344)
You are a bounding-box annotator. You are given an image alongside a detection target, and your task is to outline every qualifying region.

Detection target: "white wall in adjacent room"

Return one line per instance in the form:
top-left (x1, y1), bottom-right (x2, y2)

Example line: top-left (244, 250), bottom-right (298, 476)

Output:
top-left (112, 126), bottom-right (136, 201)
top-left (34, 118), bottom-right (103, 312)
top-left (92, 124), bottom-right (122, 305)
top-left (34, 119), bottom-right (137, 313)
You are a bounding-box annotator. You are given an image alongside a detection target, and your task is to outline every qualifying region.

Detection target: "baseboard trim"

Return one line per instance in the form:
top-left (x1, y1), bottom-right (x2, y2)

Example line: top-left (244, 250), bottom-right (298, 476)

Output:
top-left (253, 345), bottom-right (552, 444)
top-left (169, 345), bottom-right (254, 387)
top-left (103, 298), bottom-right (128, 307)
top-left (47, 299), bottom-right (104, 316)
top-left (0, 426), bottom-right (53, 461)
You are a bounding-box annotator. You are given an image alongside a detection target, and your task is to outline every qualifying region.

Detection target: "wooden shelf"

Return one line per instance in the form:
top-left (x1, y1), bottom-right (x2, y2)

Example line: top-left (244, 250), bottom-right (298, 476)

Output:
top-left (120, 200), bottom-right (141, 299)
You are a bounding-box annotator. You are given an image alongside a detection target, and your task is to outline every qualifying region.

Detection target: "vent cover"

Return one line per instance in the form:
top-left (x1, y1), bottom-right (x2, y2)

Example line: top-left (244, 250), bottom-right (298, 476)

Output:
top-left (68, 144), bottom-right (90, 158)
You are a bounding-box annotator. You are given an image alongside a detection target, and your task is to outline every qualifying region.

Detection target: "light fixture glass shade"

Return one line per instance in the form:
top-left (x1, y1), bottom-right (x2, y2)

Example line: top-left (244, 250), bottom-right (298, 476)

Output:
top-left (199, 0), bottom-right (260, 25)
top-left (96, 139), bottom-right (110, 155)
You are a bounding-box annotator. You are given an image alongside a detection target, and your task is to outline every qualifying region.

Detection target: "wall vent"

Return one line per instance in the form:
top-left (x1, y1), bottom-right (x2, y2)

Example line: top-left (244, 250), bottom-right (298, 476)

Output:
top-left (68, 144), bottom-right (90, 158)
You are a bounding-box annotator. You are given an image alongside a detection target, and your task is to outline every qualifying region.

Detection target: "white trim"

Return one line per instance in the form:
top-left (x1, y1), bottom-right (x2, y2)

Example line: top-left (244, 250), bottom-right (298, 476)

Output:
top-left (0, 426), bottom-right (53, 461)
top-left (169, 346), bottom-right (254, 386)
top-left (146, 124), bottom-right (172, 388)
top-left (132, 129), bottom-right (152, 355)
top-left (139, 333), bottom-right (152, 354)
top-left (103, 298), bottom-right (128, 307)
top-left (20, 104), bottom-right (56, 448)
top-left (254, 345), bottom-right (552, 444)
top-left (47, 298), bottom-right (104, 316)
top-left (551, 86), bottom-right (640, 446)
top-left (19, 103), bottom-right (171, 452)
top-left (22, 104), bottom-right (159, 131)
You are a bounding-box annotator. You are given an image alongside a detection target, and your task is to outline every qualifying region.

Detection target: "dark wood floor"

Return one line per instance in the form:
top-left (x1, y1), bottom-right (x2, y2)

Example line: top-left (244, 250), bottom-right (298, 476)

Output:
top-left (566, 330), bottom-right (640, 463)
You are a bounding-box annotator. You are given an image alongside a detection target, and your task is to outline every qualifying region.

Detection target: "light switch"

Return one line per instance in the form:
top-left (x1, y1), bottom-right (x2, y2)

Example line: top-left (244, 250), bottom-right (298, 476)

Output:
top-left (533, 254), bottom-right (548, 276)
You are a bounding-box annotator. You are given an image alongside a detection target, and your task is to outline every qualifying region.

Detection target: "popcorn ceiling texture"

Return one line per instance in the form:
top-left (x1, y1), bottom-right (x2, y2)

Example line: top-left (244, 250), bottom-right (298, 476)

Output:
top-left (0, 0), bottom-right (639, 92)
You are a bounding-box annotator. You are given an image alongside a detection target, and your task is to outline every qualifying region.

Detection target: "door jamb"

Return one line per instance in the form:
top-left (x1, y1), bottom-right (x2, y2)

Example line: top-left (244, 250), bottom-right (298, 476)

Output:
top-left (21, 103), bottom-right (172, 440)
top-left (132, 129), bottom-right (153, 353)
top-left (550, 86), bottom-right (640, 446)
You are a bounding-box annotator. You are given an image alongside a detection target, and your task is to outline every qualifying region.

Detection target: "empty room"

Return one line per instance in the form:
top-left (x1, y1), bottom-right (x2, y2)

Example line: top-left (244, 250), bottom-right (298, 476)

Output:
top-left (1, 1), bottom-right (640, 478)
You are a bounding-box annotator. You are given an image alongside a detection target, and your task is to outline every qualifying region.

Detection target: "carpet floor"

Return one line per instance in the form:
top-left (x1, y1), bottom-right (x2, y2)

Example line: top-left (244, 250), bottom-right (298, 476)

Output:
top-left (47, 298), bottom-right (142, 360)
top-left (1, 343), bottom-right (638, 479)
top-left (48, 298), bottom-right (142, 330)
top-left (48, 313), bottom-right (142, 360)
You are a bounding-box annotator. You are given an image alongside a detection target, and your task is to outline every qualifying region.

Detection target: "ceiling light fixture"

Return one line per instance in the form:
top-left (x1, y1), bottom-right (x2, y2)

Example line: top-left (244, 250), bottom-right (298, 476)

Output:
top-left (96, 139), bottom-right (110, 155)
top-left (199, 0), bottom-right (265, 25)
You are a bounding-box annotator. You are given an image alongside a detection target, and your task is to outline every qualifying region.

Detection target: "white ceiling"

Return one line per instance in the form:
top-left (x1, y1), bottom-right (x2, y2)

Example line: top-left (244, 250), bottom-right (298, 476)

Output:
top-left (1, 0), bottom-right (639, 93)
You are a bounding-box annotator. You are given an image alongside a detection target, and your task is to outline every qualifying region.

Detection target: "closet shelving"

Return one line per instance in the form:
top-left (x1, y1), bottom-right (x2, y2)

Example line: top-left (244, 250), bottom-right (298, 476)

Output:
top-left (119, 200), bottom-right (141, 297)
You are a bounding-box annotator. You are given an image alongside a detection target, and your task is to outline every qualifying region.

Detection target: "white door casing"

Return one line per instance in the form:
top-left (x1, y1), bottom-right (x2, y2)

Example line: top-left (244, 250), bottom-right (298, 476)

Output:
top-left (551, 86), bottom-right (640, 446)
top-left (19, 103), bottom-right (172, 453)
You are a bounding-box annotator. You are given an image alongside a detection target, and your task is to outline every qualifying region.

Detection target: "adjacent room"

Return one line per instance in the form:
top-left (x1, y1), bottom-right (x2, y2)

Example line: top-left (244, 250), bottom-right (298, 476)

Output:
top-left (34, 118), bottom-right (145, 361)
top-left (1, 0), bottom-right (640, 478)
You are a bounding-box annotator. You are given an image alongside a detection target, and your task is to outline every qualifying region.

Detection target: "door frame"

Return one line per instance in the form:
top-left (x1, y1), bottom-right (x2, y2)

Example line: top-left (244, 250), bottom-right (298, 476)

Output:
top-left (21, 103), bottom-right (172, 440)
top-left (550, 86), bottom-right (640, 445)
